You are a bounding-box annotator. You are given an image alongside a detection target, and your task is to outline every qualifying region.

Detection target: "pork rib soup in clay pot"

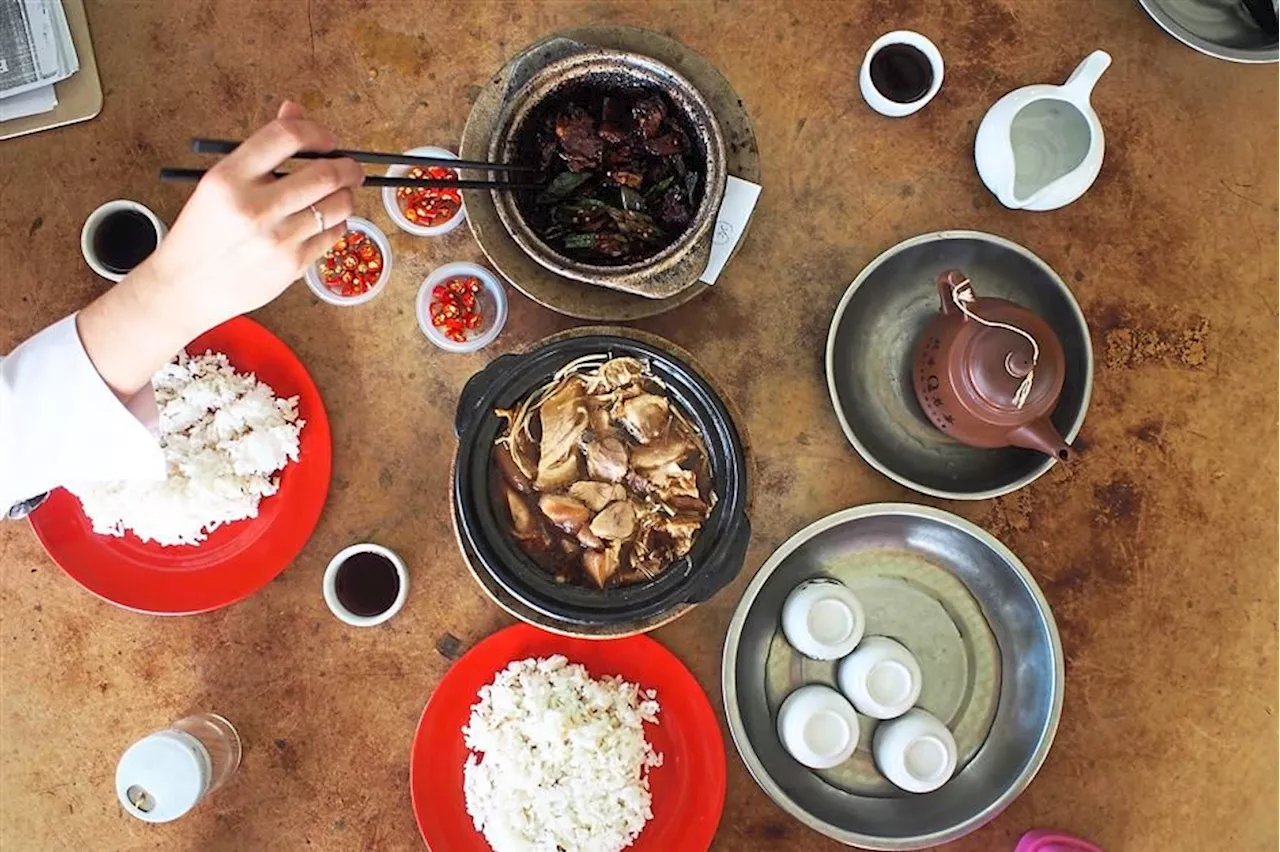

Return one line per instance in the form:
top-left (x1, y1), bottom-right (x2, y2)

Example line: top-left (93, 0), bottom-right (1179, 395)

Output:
top-left (493, 355), bottom-right (715, 590)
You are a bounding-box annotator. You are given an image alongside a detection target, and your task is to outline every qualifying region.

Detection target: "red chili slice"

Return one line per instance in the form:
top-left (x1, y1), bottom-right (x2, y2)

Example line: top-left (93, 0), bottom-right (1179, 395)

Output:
top-left (317, 228), bottom-right (383, 298)
top-left (398, 165), bottom-right (460, 226)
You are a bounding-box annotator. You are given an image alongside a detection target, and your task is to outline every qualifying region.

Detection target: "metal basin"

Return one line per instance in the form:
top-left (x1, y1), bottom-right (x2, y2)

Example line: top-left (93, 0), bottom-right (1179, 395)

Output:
top-left (1138, 0), bottom-right (1278, 63)
top-left (488, 41), bottom-right (727, 299)
top-left (722, 504), bottom-right (1063, 850)
top-left (825, 231), bottom-right (1092, 500)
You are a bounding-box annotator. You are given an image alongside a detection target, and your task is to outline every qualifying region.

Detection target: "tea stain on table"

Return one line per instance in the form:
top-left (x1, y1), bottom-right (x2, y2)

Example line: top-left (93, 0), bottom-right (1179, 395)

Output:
top-left (1128, 417), bottom-right (1165, 447)
top-left (1094, 477), bottom-right (1142, 523)
top-left (1091, 301), bottom-right (1212, 371)
top-left (213, 65), bottom-right (250, 110)
top-left (378, 466), bottom-right (395, 489)
top-left (745, 820), bottom-right (794, 842)
top-left (434, 632), bottom-right (463, 660)
top-left (350, 20), bottom-right (432, 79)
top-left (300, 88), bottom-right (328, 112)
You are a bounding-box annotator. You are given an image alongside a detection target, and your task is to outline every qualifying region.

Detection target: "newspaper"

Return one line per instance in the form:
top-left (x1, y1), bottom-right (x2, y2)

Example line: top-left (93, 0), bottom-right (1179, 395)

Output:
top-left (0, 77), bottom-right (55, 119)
top-left (0, 0), bottom-right (78, 120)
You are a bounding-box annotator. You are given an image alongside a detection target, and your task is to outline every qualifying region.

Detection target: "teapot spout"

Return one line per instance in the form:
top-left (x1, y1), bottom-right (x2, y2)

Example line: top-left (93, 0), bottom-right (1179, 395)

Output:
top-left (1008, 418), bottom-right (1075, 463)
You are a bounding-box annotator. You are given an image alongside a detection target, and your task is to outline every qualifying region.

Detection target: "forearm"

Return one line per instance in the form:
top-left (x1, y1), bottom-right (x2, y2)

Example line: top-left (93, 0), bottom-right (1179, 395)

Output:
top-left (75, 258), bottom-right (206, 398)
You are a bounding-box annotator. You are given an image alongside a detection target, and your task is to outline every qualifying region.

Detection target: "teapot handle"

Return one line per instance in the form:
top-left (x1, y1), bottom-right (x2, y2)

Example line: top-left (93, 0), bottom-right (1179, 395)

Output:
top-left (936, 269), bottom-right (973, 316)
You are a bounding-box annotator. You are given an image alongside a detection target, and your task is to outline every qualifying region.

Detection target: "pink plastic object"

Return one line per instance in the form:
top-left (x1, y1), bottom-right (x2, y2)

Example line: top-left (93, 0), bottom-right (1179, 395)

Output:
top-left (1016, 830), bottom-right (1104, 852)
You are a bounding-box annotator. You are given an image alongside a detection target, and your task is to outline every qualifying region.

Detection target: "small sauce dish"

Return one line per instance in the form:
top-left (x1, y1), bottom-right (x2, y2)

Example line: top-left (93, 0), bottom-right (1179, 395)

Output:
top-left (872, 707), bottom-right (957, 793)
top-left (323, 543), bottom-right (408, 627)
top-left (304, 217), bottom-right (392, 306)
top-left (776, 684), bottom-right (860, 770)
top-left (780, 578), bottom-right (866, 660)
top-left (836, 636), bottom-right (923, 720)
top-left (382, 146), bottom-right (467, 237)
top-left (81, 199), bottom-right (167, 283)
top-left (416, 261), bottom-right (508, 353)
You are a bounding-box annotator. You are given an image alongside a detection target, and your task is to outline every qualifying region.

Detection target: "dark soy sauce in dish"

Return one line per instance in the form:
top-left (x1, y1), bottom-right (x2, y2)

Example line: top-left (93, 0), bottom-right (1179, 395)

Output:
top-left (869, 44), bottom-right (934, 104)
top-left (93, 210), bottom-right (159, 275)
top-left (334, 551), bottom-right (400, 617)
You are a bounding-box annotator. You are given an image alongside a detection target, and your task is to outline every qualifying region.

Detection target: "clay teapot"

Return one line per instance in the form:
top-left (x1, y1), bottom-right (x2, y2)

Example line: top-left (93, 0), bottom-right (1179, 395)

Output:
top-left (912, 270), bottom-right (1075, 462)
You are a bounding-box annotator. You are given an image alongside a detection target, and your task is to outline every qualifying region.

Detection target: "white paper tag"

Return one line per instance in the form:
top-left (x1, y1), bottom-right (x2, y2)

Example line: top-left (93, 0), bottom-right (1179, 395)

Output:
top-left (699, 176), bottom-right (762, 285)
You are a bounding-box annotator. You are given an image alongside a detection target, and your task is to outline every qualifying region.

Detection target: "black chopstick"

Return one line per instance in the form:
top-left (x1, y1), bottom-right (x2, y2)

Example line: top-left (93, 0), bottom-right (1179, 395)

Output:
top-left (191, 138), bottom-right (537, 173)
top-left (158, 167), bottom-right (543, 190)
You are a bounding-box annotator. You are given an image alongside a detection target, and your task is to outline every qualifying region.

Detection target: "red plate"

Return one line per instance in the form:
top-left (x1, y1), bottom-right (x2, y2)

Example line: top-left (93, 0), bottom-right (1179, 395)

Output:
top-left (28, 316), bottom-right (331, 615)
top-left (411, 623), bottom-right (726, 852)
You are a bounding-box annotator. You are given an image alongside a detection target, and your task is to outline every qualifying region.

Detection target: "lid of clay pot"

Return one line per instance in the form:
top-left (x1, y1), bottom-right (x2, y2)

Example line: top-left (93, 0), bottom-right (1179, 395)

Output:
top-left (952, 299), bottom-right (1066, 422)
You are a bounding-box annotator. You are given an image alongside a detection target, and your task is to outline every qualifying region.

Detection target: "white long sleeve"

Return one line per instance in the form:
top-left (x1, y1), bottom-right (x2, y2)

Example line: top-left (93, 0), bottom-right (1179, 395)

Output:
top-left (0, 314), bottom-right (166, 513)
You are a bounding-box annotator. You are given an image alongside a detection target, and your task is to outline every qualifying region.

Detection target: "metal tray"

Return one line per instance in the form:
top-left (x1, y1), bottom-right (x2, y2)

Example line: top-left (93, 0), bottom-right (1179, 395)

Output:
top-left (723, 504), bottom-right (1063, 850)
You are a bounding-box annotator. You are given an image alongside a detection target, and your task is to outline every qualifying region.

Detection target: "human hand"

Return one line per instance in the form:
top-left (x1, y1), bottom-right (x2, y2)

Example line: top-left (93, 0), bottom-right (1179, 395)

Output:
top-left (78, 102), bottom-right (364, 397)
top-left (145, 100), bottom-right (366, 331)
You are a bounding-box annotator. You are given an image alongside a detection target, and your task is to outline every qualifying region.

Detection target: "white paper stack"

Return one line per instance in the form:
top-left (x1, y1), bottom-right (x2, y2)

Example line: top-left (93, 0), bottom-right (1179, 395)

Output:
top-left (0, 0), bottom-right (79, 122)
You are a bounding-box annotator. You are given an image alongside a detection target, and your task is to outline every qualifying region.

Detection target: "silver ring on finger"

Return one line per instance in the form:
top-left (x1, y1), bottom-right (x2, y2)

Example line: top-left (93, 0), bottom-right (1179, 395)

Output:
top-left (309, 203), bottom-right (325, 236)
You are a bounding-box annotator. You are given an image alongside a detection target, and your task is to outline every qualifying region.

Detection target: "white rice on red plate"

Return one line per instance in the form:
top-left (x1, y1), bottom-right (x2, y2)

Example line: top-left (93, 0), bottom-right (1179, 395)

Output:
top-left (68, 351), bottom-right (303, 546)
top-left (463, 655), bottom-right (663, 852)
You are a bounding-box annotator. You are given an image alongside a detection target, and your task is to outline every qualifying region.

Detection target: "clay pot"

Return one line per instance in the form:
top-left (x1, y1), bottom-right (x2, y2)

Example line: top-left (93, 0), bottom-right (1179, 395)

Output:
top-left (452, 332), bottom-right (751, 630)
top-left (487, 39), bottom-right (727, 300)
top-left (912, 270), bottom-right (1075, 462)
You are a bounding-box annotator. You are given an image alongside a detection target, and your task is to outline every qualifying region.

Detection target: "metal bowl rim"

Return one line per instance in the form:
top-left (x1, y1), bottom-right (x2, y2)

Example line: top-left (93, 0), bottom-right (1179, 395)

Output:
top-left (824, 229), bottom-right (1095, 501)
top-left (1137, 0), bottom-right (1279, 63)
top-left (721, 502), bottom-right (1064, 850)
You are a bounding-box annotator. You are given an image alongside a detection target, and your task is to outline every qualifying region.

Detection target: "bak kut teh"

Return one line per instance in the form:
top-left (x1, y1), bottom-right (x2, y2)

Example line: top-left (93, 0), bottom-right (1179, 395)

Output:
top-left (492, 355), bottom-right (715, 590)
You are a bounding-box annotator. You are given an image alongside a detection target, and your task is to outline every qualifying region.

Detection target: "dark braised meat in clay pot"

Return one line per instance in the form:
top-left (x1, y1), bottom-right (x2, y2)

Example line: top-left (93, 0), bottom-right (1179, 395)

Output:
top-left (517, 88), bottom-right (704, 265)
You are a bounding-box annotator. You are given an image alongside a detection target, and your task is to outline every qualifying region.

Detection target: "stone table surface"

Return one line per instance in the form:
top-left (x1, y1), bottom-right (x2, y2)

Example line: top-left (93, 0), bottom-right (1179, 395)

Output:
top-left (1, 2), bottom-right (1276, 851)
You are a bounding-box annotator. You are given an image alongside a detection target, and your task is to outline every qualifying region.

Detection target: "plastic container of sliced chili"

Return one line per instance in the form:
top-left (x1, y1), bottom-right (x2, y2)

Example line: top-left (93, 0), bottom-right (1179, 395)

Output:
top-left (304, 217), bottom-right (393, 307)
top-left (416, 262), bottom-right (507, 354)
top-left (382, 146), bottom-right (467, 237)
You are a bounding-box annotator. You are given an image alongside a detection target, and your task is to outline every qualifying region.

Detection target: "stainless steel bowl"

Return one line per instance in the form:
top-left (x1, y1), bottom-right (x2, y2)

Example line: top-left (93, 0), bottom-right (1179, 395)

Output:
top-left (488, 41), bottom-right (727, 299)
top-left (825, 230), bottom-right (1092, 500)
top-left (722, 504), bottom-right (1063, 850)
top-left (1139, 0), bottom-right (1278, 63)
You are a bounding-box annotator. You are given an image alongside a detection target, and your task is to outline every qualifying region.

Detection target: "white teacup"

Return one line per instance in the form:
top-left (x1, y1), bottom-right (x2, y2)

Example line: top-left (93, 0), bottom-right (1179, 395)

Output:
top-left (776, 684), bottom-right (860, 770)
top-left (859, 31), bottom-right (945, 118)
top-left (780, 578), bottom-right (866, 660)
top-left (837, 636), bottom-right (923, 720)
top-left (873, 707), bottom-right (958, 793)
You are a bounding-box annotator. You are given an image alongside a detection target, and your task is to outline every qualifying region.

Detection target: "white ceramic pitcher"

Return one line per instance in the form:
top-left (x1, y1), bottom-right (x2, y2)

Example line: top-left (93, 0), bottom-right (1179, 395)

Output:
top-left (974, 50), bottom-right (1112, 211)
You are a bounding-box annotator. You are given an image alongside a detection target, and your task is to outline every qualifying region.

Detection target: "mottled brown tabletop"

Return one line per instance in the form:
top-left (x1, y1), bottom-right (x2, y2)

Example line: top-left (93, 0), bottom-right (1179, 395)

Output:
top-left (1, 2), bottom-right (1276, 851)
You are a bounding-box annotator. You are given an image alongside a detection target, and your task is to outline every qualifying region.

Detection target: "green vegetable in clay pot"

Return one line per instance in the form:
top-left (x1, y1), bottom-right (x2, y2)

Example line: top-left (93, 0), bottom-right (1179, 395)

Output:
top-left (606, 208), bottom-right (664, 244)
top-left (536, 171), bottom-right (593, 205)
top-left (564, 232), bottom-right (633, 258)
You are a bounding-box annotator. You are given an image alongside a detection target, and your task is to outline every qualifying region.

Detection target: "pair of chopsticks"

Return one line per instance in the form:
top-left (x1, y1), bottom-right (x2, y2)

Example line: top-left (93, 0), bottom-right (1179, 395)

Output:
top-left (159, 138), bottom-right (543, 190)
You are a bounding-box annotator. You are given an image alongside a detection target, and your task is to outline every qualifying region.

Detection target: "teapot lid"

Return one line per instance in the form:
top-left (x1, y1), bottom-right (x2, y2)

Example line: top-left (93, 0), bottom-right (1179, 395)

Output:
top-left (942, 276), bottom-right (1065, 422)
